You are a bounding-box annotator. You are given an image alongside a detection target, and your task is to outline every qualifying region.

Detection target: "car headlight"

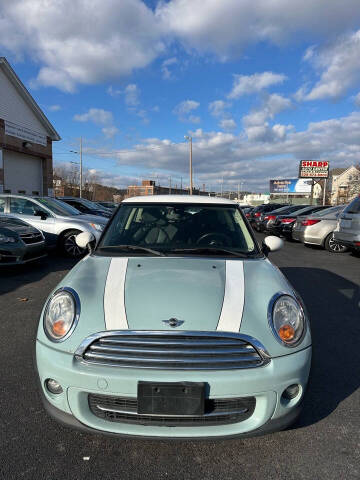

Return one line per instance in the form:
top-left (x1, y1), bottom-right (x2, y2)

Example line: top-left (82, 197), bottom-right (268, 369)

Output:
top-left (269, 294), bottom-right (305, 347)
top-left (43, 288), bottom-right (80, 342)
top-left (89, 223), bottom-right (104, 232)
top-left (0, 234), bottom-right (17, 244)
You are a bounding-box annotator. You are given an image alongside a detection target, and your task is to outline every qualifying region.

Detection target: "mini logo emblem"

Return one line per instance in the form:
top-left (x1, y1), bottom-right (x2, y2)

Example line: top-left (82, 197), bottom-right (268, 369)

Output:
top-left (162, 318), bottom-right (184, 328)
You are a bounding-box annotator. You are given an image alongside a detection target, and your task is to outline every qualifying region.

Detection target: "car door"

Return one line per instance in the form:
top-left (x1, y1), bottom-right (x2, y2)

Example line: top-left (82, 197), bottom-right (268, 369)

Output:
top-left (8, 197), bottom-right (56, 245)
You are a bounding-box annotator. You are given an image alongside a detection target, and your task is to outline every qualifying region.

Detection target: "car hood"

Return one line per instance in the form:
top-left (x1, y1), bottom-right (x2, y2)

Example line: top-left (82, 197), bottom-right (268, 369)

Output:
top-left (0, 220), bottom-right (39, 237)
top-left (37, 255), bottom-right (312, 357)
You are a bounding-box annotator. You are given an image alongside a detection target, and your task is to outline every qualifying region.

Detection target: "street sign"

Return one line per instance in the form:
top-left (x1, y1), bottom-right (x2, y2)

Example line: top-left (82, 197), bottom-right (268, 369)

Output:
top-left (299, 160), bottom-right (329, 178)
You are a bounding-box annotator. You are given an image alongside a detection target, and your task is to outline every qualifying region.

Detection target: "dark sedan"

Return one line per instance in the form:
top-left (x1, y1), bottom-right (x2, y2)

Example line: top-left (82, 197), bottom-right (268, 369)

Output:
top-left (248, 203), bottom-right (284, 229)
top-left (57, 197), bottom-right (113, 218)
top-left (270, 205), bottom-right (331, 239)
top-left (0, 215), bottom-right (47, 265)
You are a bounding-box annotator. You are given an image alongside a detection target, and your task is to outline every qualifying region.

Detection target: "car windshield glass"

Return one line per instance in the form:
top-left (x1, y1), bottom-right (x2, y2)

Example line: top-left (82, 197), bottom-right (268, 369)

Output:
top-left (77, 198), bottom-right (108, 210)
top-left (97, 203), bottom-right (258, 256)
top-left (344, 197), bottom-right (360, 214)
top-left (268, 205), bottom-right (290, 214)
top-left (315, 205), bottom-right (345, 217)
top-left (35, 197), bottom-right (81, 216)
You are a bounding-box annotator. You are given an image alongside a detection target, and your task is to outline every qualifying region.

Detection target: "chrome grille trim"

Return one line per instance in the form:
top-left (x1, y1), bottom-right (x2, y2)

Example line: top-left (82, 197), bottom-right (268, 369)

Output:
top-left (75, 331), bottom-right (271, 370)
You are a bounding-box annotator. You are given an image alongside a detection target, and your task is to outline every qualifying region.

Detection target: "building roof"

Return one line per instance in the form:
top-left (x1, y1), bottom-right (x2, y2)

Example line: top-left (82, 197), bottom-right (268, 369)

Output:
top-left (123, 195), bottom-right (237, 205)
top-left (330, 168), bottom-right (347, 176)
top-left (0, 57), bottom-right (60, 141)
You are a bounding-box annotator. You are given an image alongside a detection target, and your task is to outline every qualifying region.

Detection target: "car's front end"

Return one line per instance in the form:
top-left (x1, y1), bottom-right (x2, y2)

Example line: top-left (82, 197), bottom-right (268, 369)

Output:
top-left (35, 197), bottom-right (311, 439)
top-left (0, 217), bottom-right (46, 265)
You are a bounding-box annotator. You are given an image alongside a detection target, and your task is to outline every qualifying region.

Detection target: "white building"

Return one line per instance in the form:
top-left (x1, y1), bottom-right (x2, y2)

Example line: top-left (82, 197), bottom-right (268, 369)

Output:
top-left (243, 193), bottom-right (270, 205)
top-left (0, 57), bottom-right (60, 196)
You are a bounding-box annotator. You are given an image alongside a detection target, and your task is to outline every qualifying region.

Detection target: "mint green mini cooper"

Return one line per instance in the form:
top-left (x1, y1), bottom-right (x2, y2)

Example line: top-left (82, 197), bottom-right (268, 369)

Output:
top-left (36, 196), bottom-right (311, 439)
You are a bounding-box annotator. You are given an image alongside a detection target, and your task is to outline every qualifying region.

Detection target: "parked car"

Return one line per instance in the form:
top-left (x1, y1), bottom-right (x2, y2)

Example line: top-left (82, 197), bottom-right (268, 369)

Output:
top-left (277, 205), bottom-right (332, 240)
top-left (36, 195), bottom-right (311, 439)
top-left (293, 205), bottom-right (347, 253)
top-left (97, 201), bottom-right (118, 210)
top-left (241, 206), bottom-right (254, 220)
top-left (0, 194), bottom-right (108, 257)
top-left (266, 205), bottom-right (310, 236)
top-left (248, 203), bottom-right (284, 229)
top-left (0, 214), bottom-right (46, 265)
top-left (58, 197), bottom-right (113, 218)
top-left (334, 196), bottom-right (360, 252)
top-left (255, 204), bottom-right (291, 232)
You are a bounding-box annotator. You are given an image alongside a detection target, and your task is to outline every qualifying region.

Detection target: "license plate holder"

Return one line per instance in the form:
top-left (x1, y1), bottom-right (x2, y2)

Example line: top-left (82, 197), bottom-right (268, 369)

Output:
top-left (137, 381), bottom-right (205, 416)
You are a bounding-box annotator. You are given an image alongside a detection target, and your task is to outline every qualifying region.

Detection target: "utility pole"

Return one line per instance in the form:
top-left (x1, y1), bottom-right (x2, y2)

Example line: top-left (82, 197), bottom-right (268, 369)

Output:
top-left (184, 136), bottom-right (193, 194)
top-left (237, 184), bottom-right (240, 200)
top-left (220, 178), bottom-right (223, 197)
top-left (79, 137), bottom-right (83, 198)
top-left (169, 176), bottom-right (172, 194)
top-left (323, 178), bottom-right (327, 205)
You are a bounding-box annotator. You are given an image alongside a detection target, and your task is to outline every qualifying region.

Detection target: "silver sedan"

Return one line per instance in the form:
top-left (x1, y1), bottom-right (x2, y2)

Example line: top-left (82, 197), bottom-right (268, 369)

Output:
top-left (292, 205), bottom-right (347, 253)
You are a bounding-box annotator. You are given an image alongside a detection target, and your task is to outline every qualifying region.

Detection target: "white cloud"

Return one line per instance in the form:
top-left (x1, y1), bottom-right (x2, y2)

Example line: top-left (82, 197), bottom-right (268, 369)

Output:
top-left (219, 118), bottom-right (236, 130)
top-left (228, 72), bottom-right (287, 99)
top-left (156, 0), bottom-right (360, 57)
top-left (0, 0), bottom-right (164, 92)
top-left (243, 94), bottom-right (292, 126)
top-left (48, 104), bottom-right (61, 111)
top-left (73, 108), bottom-right (113, 125)
top-left (124, 84), bottom-right (140, 107)
top-left (209, 100), bottom-right (230, 117)
top-left (299, 30), bottom-right (360, 101)
top-left (161, 57), bottom-right (177, 79)
top-left (102, 126), bottom-right (119, 138)
top-left (355, 93), bottom-right (360, 107)
top-left (2, 1), bottom-right (360, 91)
top-left (173, 100), bottom-right (200, 123)
top-left (82, 112), bottom-right (360, 191)
top-left (107, 85), bottom-right (122, 97)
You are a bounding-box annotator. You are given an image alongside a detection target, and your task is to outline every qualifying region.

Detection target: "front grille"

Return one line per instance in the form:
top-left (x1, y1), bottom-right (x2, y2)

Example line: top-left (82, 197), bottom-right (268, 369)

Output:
top-left (20, 233), bottom-right (43, 244)
top-left (75, 331), bottom-right (270, 370)
top-left (88, 393), bottom-right (256, 426)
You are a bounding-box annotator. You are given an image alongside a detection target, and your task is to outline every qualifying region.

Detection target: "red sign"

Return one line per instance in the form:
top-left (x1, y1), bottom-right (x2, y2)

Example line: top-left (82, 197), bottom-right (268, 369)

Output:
top-left (299, 160), bottom-right (329, 178)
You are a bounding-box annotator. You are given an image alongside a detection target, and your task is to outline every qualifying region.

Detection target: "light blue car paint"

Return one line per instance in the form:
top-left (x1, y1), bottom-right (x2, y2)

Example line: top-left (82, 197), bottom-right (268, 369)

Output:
top-left (36, 247), bottom-right (312, 437)
top-left (125, 257), bottom-right (226, 331)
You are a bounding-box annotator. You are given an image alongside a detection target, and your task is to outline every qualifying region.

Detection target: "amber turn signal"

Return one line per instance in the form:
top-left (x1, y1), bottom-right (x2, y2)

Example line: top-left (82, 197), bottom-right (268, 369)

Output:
top-left (52, 320), bottom-right (67, 337)
top-left (278, 324), bottom-right (295, 341)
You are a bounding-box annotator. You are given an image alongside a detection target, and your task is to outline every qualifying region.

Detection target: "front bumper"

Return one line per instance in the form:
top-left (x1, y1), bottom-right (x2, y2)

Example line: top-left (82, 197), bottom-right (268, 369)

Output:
top-left (0, 241), bottom-right (47, 265)
top-left (36, 340), bottom-right (311, 439)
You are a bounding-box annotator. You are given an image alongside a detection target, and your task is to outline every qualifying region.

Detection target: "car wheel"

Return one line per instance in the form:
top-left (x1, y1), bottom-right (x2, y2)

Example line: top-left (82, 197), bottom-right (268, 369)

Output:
top-left (324, 233), bottom-right (348, 253)
top-left (61, 230), bottom-right (86, 257)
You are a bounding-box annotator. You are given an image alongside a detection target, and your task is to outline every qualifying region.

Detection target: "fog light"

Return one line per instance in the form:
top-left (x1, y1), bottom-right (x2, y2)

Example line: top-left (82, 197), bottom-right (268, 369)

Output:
top-left (45, 378), bottom-right (63, 395)
top-left (282, 384), bottom-right (300, 400)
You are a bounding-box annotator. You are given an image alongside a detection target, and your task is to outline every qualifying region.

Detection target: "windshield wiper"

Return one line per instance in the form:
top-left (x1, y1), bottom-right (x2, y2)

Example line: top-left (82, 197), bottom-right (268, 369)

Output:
top-left (168, 247), bottom-right (254, 258)
top-left (99, 245), bottom-right (165, 256)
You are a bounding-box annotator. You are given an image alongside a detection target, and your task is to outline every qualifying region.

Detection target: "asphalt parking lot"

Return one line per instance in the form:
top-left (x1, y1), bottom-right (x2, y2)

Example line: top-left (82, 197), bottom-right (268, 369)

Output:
top-left (0, 237), bottom-right (359, 480)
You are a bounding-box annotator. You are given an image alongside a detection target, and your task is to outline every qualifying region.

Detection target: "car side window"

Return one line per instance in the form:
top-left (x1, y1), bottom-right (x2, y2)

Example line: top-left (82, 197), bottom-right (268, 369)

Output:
top-left (10, 198), bottom-right (46, 216)
top-left (0, 198), bottom-right (5, 213)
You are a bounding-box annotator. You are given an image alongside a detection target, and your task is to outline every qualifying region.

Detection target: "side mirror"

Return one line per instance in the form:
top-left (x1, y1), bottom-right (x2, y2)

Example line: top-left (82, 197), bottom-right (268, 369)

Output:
top-left (34, 210), bottom-right (48, 220)
top-left (76, 231), bottom-right (96, 251)
top-left (262, 236), bottom-right (283, 255)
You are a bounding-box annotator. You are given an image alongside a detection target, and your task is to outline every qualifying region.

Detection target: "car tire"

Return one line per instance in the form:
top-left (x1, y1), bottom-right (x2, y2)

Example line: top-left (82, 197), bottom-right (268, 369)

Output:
top-left (60, 230), bottom-right (86, 258)
top-left (324, 233), bottom-right (348, 253)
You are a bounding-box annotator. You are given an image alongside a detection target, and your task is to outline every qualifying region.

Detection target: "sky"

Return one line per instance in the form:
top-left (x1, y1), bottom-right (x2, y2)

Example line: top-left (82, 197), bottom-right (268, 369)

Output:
top-left (1, 0), bottom-right (360, 193)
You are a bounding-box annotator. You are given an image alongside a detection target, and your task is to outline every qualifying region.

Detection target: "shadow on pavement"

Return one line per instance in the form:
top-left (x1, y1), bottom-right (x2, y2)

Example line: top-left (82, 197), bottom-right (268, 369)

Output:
top-left (280, 266), bottom-right (360, 428)
top-left (0, 251), bottom-right (78, 296)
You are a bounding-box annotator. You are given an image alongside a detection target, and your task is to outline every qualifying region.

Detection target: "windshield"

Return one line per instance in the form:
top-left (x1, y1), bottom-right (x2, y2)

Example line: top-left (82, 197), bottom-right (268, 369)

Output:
top-left (97, 203), bottom-right (258, 256)
top-left (344, 197), bottom-right (360, 214)
top-left (36, 197), bottom-right (81, 216)
top-left (0, 216), bottom-right (28, 226)
top-left (315, 205), bottom-right (346, 217)
top-left (77, 198), bottom-right (108, 211)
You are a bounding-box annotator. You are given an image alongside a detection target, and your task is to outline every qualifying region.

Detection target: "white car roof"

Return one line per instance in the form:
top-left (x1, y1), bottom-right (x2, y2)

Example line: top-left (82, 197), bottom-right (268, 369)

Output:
top-left (122, 195), bottom-right (237, 205)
